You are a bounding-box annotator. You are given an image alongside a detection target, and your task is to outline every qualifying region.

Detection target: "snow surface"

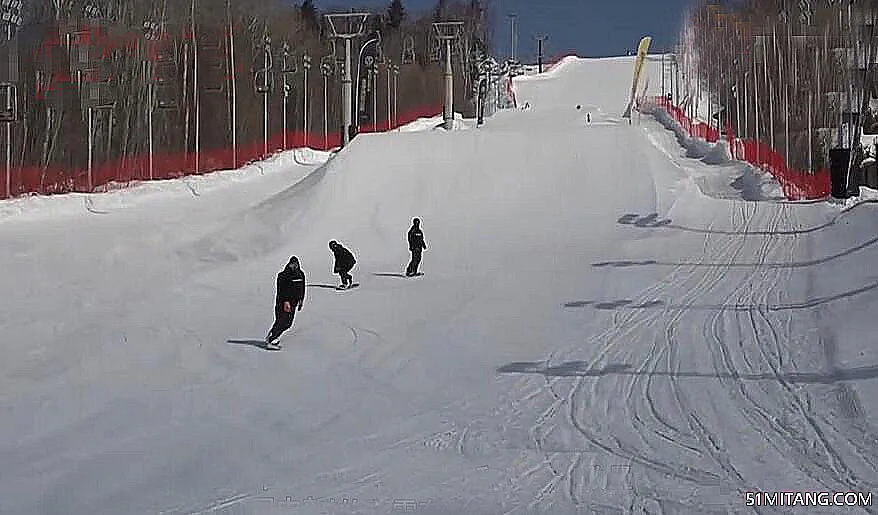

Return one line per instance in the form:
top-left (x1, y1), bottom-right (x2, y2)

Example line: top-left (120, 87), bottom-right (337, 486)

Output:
top-left (3, 56), bottom-right (878, 515)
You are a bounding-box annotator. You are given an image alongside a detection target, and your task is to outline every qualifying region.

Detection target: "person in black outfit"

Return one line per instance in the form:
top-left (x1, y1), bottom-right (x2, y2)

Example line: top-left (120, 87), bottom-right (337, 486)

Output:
top-left (265, 256), bottom-right (306, 346)
top-left (329, 240), bottom-right (356, 288)
top-left (406, 218), bottom-right (427, 276)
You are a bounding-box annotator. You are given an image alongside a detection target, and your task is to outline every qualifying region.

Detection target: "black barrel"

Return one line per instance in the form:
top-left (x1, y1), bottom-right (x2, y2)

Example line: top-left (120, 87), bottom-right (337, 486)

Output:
top-left (830, 148), bottom-right (851, 199)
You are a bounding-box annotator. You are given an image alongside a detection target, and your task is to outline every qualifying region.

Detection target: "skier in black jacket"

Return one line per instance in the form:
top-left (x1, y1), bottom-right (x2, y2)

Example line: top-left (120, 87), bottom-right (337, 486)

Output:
top-left (265, 256), bottom-right (305, 346)
top-left (329, 240), bottom-right (356, 289)
top-left (406, 218), bottom-right (427, 276)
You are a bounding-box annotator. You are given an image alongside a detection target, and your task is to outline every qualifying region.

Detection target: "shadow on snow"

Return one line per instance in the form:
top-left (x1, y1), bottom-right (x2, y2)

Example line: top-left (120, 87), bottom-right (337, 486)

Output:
top-left (497, 360), bottom-right (878, 384)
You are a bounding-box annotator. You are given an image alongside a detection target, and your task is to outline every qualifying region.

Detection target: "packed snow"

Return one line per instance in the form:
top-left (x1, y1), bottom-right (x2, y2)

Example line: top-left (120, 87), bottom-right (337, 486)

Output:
top-left (2, 55), bottom-right (877, 515)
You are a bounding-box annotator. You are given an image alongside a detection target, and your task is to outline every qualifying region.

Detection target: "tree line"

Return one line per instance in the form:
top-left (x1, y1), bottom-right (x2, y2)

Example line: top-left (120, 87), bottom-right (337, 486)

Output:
top-left (674, 0), bottom-right (877, 174)
top-left (2, 0), bottom-right (494, 192)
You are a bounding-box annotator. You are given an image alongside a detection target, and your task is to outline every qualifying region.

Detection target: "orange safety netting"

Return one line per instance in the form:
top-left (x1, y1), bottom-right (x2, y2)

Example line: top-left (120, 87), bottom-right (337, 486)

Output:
top-left (3, 105), bottom-right (442, 199)
top-left (651, 96), bottom-right (830, 200)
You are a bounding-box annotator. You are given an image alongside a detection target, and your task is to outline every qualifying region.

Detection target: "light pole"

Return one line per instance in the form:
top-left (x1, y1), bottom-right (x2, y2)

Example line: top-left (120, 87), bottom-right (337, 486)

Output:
top-left (253, 32), bottom-right (273, 157)
top-left (386, 58), bottom-right (392, 131)
top-left (393, 63), bottom-right (399, 129)
top-left (303, 53), bottom-right (311, 147)
top-left (535, 34), bottom-right (548, 73)
top-left (507, 14), bottom-right (517, 63)
top-left (321, 58), bottom-right (331, 149)
top-left (324, 12), bottom-right (369, 148)
top-left (433, 21), bottom-right (464, 130)
top-left (227, 0), bottom-right (236, 168)
top-left (280, 42), bottom-right (295, 150)
top-left (371, 61), bottom-right (378, 131)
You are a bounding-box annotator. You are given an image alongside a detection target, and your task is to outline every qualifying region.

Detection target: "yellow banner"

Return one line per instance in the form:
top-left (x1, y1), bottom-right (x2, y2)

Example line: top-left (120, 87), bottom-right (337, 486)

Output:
top-left (623, 36), bottom-right (652, 117)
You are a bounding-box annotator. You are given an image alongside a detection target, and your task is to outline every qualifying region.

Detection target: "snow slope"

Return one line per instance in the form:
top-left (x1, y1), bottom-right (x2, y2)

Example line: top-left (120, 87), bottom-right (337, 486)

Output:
top-left (2, 56), bottom-right (878, 515)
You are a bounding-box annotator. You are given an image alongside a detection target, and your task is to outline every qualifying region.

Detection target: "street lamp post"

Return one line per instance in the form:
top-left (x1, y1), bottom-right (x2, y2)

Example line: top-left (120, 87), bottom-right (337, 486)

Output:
top-left (386, 59), bottom-right (392, 131)
top-left (535, 35), bottom-right (548, 73)
top-left (371, 62), bottom-right (378, 131)
top-left (253, 33), bottom-right (273, 157)
top-left (321, 58), bottom-right (331, 149)
top-left (393, 64), bottom-right (399, 129)
top-left (280, 42), bottom-right (294, 149)
top-left (303, 53), bottom-right (311, 147)
top-left (507, 14), bottom-right (517, 63)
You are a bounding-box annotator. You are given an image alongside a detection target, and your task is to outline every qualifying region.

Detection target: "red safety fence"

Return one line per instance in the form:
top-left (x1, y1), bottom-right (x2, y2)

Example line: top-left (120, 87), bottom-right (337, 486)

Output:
top-left (651, 96), bottom-right (830, 200)
top-left (3, 105), bottom-right (442, 199)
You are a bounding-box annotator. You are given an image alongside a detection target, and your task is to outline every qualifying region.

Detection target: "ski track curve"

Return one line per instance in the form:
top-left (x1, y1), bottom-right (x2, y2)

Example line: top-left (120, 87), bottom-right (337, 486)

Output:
top-left (510, 185), bottom-right (878, 514)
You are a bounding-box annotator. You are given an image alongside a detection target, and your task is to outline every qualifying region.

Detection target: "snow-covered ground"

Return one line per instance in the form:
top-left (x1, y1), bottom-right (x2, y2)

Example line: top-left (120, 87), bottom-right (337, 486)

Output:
top-left (2, 56), bottom-right (878, 515)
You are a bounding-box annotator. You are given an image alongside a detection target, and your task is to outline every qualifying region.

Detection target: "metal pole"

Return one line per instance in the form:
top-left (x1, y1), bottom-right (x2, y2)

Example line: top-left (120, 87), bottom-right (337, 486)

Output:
top-left (263, 41), bottom-right (269, 156)
top-left (754, 41), bottom-right (760, 164)
top-left (815, 45), bottom-right (820, 151)
top-left (304, 54), bottom-right (310, 147)
top-left (371, 66), bottom-right (377, 131)
top-left (323, 70), bottom-right (328, 149)
top-left (228, 0), bottom-right (236, 167)
top-left (393, 65), bottom-right (399, 129)
top-left (743, 62), bottom-right (748, 139)
top-left (738, 32), bottom-right (744, 139)
top-left (537, 36), bottom-right (546, 73)
top-left (106, 111), bottom-right (112, 165)
top-left (508, 14), bottom-right (516, 62)
top-left (808, 91), bottom-right (814, 173)
top-left (283, 83), bottom-right (288, 149)
top-left (263, 90), bottom-right (268, 155)
top-left (182, 36), bottom-right (190, 163)
top-left (5, 121), bottom-right (10, 197)
top-left (387, 60), bottom-right (393, 131)
top-left (343, 38), bottom-right (352, 146)
top-left (192, 0), bottom-right (199, 174)
top-left (769, 25), bottom-right (775, 150)
top-left (88, 107), bottom-right (93, 190)
top-left (148, 81), bottom-right (154, 180)
top-left (512, 17), bottom-right (517, 63)
top-left (2, 80), bottom-right (8, 198)
top-left (4, 122), bottom-right (9, 198)
top-left (783, 74), bottom-right (790, 166)
top-left (444, 39), bottom-right (453, 129)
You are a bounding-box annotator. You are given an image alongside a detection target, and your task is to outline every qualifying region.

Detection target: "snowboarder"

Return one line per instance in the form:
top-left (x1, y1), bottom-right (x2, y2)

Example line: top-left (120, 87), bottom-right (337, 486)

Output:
top-left (265, 256), bottom-right (306, 347)
top-left (329, 240), bottom-right (356, 289)
top-left (406, 218), bottom-right (427, 277)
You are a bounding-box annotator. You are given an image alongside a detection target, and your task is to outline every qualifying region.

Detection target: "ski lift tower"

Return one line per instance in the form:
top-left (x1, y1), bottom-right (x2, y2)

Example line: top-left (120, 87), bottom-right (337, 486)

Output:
top-left (324, 12), bottom-right (370, 148)
top-left (433, 21), bottom-right (464, 130)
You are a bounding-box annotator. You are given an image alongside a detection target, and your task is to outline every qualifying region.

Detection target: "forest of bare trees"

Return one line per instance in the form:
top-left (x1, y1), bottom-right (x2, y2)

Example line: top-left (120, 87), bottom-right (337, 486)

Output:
top-left (0, 0), bottom-right (496, 197)
top-left (672, 0), bottom-right (877, 180)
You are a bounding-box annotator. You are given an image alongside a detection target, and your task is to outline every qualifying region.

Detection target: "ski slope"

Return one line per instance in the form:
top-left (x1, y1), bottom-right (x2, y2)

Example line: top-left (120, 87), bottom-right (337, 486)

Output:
top-left (2, 56), bottom-right (878, 515)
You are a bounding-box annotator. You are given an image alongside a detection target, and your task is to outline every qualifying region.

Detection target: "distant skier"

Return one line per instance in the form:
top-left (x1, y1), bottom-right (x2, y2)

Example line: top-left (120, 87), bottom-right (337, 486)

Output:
top-left (329, 240), bottom-right (356, 289)
top-left (265, 256), bottom-right (305, 347)
top-left (406, 218), bottom-right (427, 277)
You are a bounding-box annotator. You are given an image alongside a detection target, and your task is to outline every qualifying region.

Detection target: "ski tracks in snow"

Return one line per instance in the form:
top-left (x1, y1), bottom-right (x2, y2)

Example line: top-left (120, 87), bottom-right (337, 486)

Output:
top-left (502, 208), bottom-right (742, 512)
top-left (504, 198), bottom-right (878, 513)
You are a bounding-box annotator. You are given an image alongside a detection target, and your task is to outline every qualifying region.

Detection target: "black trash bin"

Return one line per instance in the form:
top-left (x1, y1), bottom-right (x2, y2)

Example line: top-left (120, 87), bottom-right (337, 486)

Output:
top-left (830, 148), bottom-right (852, 199)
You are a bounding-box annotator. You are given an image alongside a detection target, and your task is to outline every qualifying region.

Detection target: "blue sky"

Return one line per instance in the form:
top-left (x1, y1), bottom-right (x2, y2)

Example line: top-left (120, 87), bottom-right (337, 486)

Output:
top-left (312, 0), bottom-right (697, 59)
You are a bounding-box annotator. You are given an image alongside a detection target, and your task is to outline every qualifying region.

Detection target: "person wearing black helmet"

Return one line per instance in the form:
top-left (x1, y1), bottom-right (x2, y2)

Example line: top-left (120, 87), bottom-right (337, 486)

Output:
top-left (405, 218), bottom-right (427, 277)
top-left (329, 240), bottom-right (356, 289)
top-left (265, 256), bottom-right (306, 348)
